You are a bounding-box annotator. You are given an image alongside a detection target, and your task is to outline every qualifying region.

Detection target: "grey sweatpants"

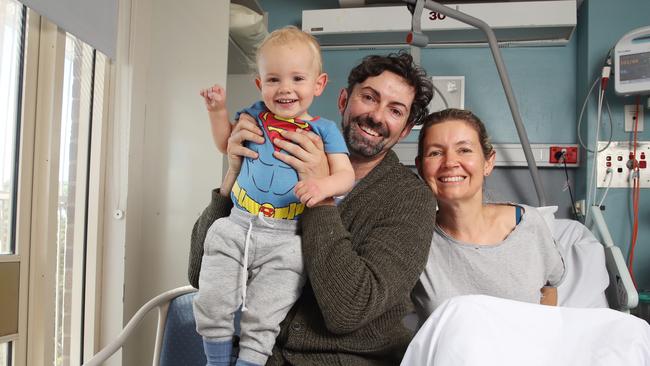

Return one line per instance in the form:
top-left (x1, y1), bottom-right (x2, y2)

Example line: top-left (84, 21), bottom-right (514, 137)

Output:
top-left (193, 207), bottom-right (305, 365)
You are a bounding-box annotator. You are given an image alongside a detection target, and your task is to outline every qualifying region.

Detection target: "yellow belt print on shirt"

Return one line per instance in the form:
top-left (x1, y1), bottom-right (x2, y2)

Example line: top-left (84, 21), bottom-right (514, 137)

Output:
top-left (232, 181), bottom-right (304, 220)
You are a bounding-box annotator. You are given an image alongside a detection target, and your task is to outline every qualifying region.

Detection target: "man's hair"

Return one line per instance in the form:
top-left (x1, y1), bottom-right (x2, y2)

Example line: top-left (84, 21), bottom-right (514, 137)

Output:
top-left (417, 108), bottom-right (494, 159)
top-left (346, 52), bottom-right (433, 127)
top-left (256, 25), bottom-right (323, 73)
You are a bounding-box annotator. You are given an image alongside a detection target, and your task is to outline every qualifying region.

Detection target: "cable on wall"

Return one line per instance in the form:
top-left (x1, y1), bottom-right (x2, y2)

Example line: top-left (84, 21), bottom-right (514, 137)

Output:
top-left (596, 169), bottom-right (613, 208)
top-left (628, 95), bottom-right (641, 288)
top-left (558, 150), bottom-right (578, 220)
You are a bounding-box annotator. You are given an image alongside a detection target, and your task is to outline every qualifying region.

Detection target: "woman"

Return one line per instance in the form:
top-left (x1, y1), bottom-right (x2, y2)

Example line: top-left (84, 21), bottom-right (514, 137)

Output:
top-left (402, 109), bottom-right (650, 366)
top-left (410, 108), bottom-right (565, 324)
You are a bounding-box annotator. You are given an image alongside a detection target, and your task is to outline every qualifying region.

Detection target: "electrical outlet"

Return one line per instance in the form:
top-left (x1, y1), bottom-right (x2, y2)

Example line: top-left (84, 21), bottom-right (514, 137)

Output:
top-left (597, 141), bottom-right (650, 188)
top-left (549, 146), bottom-right (578, 164)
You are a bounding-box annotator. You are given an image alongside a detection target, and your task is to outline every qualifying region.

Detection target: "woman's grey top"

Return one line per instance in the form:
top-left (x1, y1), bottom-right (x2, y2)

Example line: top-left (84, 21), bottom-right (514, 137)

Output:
top-left (411, 204), bottom-right (566, 325)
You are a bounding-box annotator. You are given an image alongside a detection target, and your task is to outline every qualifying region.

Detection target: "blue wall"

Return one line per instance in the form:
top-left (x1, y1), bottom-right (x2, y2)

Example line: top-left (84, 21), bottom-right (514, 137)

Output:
top-left (577, 0), bottom-right (650, 290)
top-left (316, 43), bottom-right (577, 145)
top-left (260, 0), bottom-right (650, 289)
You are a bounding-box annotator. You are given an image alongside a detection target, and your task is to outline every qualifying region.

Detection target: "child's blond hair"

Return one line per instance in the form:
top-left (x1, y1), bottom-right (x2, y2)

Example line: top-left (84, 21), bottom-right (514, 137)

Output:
top-left (256, 25), bottom-right (323, 73)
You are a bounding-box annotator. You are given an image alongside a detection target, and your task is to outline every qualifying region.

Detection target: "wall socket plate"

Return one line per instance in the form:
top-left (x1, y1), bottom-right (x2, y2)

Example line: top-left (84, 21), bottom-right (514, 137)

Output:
top-left (597, 141), bottom-right (650, 188)
top-left (624, 104), bottom-right (644, 132)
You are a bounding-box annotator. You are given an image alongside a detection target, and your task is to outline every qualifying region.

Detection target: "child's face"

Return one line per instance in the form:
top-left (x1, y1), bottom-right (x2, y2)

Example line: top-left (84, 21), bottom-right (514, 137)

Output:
top-left (255, 42), bottom-right (327, 120)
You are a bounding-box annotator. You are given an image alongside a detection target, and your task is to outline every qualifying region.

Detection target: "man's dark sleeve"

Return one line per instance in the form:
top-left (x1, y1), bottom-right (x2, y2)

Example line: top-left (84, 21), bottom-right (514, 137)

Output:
top-left (188, 189), bottom-right (233, 288)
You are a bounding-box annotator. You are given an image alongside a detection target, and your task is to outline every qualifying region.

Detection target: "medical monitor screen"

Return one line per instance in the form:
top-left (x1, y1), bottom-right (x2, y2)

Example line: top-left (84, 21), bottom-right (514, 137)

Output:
top-left (619, 51), bottom-right (650, 83)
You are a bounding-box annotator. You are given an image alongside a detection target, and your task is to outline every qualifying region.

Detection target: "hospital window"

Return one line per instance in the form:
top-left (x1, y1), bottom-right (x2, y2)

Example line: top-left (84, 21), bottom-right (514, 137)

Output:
top-left (54, 33), bottom-right (97, 366)
top-left (0, 0), bottom-right (108, 363)
top-left (0, 0), bottom-right (23, 256)
top-left (0, 0), bottom-right (25, 364)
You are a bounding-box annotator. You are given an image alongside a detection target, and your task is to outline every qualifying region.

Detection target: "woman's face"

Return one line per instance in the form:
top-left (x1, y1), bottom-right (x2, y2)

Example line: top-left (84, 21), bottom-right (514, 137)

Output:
top-left (416, 120), bottom-right (495, 204)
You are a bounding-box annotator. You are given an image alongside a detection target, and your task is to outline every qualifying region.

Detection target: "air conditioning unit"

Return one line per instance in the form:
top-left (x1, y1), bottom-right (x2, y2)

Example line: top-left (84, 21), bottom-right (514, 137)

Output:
top-left (302, 0), bottom-right (576, 48)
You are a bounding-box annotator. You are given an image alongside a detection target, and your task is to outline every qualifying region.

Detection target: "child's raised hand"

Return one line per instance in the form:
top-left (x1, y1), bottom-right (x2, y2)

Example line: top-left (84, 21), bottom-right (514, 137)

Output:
top-left (294, 179), bottom-right (327, 207)
top-left (199, 84), bottom-right (226, 112)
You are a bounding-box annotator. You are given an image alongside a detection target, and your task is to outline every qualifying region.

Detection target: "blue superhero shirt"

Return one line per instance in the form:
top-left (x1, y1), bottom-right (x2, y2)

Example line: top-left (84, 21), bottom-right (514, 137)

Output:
top-left (231, 101), bottom-right (348, 220)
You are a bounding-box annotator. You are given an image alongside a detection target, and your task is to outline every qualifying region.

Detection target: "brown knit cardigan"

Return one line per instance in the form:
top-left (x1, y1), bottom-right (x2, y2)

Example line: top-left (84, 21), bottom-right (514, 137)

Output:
top-left (188, 151), bottom-right (436, 365)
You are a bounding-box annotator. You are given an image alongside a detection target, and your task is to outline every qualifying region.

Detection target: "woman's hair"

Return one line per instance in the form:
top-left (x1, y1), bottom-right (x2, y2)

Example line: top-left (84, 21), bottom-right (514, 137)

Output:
top-left (256, 25), bottom-right (323, 73)
top-left (346, 51), bottom-right (433, 127)
top-left (417, 108), bottom-right (494, 159)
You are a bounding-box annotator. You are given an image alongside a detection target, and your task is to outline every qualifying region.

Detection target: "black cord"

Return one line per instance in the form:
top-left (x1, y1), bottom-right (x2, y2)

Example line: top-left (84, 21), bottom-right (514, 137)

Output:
top-left (560, 153), bottom-right (578, 220)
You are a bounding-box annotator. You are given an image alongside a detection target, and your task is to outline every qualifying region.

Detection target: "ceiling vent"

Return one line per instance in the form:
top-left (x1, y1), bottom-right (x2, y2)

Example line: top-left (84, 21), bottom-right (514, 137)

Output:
top-left (303, 0), bottom-right (576, 48)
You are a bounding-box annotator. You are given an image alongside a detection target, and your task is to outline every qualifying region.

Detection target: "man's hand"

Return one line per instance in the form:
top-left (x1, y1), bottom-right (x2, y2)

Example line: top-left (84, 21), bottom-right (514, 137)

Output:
top-left (219, 113), bottom-right (264, 196)
top-left (226, 113), bottom-right (264, 173)
top-left (200, 84), bottom-right (226, 113)
top-left (272, 129), bottom-right (329, 181)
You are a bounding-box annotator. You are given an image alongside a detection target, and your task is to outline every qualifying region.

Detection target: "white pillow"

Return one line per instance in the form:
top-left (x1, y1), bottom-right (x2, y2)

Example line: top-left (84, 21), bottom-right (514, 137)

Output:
top-left (537, 206), bottom-right (609, 308)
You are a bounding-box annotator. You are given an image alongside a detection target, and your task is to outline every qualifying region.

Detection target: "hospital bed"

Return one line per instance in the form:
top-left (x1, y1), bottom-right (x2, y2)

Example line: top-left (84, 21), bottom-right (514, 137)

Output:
top-left (399, 207), bottom-right (648, 365)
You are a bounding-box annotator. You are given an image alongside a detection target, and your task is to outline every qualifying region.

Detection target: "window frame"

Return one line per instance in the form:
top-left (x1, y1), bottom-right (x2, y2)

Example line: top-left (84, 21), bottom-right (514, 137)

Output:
top-left (4, 8), bottom-right (111, 366)
top-left (24, 15), bottom-right (67, 366)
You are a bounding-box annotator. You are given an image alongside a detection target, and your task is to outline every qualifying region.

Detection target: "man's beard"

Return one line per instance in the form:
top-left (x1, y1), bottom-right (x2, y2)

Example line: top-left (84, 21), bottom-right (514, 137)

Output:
top-left (343, 115), bottom-right (388, 158)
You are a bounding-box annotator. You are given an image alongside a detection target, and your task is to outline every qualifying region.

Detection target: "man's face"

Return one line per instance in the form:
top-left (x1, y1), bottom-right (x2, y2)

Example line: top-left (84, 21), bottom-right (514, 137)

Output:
top-left (338, 71), bottom-right (416, 160)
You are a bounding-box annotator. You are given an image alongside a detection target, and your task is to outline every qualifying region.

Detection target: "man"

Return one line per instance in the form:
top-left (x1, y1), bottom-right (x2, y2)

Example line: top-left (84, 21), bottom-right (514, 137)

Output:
top-left (189, 52), bottom-right (437, 365)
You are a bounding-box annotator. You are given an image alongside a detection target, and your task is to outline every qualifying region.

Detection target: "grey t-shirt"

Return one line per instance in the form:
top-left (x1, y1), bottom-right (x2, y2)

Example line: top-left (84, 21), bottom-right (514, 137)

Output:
top-left (411, 204), bottom-right (566, 325)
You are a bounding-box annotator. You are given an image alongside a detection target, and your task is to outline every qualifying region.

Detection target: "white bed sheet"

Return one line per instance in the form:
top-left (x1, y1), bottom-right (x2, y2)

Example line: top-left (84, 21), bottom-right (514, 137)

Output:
top-left (402, 295), bottom-right (650, 366)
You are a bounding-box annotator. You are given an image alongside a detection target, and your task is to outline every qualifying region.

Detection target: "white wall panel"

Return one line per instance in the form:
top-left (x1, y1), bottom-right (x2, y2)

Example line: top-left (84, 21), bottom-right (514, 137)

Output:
top-left (124, 0), bottom-right (230, 364)
top-left (100, 0), bottom-right (230, 365)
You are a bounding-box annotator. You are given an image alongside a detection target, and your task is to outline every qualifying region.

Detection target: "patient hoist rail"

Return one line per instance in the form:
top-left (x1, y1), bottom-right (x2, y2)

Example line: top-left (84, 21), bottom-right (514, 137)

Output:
top-left (403, 0), bottom-right (547, 207)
